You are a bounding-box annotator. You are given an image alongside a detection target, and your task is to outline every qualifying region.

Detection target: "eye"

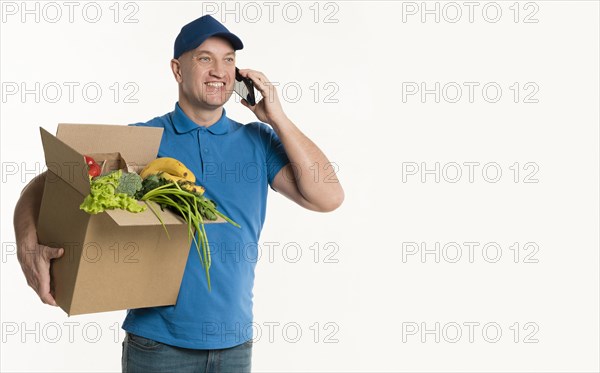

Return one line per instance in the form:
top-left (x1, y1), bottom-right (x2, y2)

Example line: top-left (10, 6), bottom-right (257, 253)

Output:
top-left (198, 56), bottom-right (210, 62)
top-left (225, 57), bottom-right (235, 63)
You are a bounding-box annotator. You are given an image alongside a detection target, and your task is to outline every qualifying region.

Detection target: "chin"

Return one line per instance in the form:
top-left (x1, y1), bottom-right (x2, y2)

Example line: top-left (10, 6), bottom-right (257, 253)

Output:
top-left (200, 93), bottom-right (221, 102)
top-left (210, 99), bottom-right (228, 107)
top-left (200, 99), bottom-right (227, 109)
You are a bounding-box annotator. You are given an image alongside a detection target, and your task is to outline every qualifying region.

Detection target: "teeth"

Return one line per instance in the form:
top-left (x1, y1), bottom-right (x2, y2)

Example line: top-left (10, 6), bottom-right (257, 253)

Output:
top-left (206, 82), bottom-right (224, 87)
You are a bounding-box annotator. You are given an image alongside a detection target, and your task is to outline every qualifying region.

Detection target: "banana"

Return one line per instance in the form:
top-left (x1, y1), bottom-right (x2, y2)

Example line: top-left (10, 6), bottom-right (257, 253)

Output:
top-left (186, 184), bottom-right (205, 195)
top-left (158, 172), bottom-right (205, 195)
top-left (157, 171), bottom-right (186, 183)
top-left (140, 157), bottom-right (196, 183)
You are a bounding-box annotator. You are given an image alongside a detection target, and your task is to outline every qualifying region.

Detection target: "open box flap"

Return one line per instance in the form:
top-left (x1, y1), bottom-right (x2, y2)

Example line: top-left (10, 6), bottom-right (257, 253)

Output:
top-left (40, 127), bottom-right (90, 196)
top-left (104, 201), bottom-right (186, 226)
top-left (56, 124), bottom-right (163, 169)
top-left (104, 202), bottom-right (226, 226)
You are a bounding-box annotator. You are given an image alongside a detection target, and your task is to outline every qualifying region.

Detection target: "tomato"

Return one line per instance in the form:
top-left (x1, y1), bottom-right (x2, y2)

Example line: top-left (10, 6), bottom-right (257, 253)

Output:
top-left (88, 163), bottom-right (101, 177)
top-left (84, 155), bottom-right (97, 166)
top-left (84, 155), bottom-right (101, 177)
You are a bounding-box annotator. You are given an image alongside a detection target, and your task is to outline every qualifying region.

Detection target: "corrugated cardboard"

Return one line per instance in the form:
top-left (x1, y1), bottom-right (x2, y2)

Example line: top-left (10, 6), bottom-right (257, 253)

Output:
top-left (37, 124), bottom-right (217, 316)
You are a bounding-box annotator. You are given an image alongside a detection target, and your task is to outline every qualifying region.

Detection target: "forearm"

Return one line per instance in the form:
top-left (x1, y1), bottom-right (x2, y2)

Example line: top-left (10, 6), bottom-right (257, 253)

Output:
top-left (14, 171), bottom-right (63, 305)
top-left (237, 68), bottom-right (344, 210)
top-left (271, 116), bottom-right (344, 210)
top-left (14, 172), bottom-right (46, 262)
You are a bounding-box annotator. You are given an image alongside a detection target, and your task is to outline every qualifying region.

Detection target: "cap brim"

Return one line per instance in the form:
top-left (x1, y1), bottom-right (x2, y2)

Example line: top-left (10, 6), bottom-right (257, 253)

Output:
top-left (180, 32), bottom-right (243, 58)
top-left (210, 32), bottom-right (244, 50)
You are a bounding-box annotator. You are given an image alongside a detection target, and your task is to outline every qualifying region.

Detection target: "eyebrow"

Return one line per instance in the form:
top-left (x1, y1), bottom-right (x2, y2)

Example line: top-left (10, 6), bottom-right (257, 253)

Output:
top-left (194, 50), bottom-right (235, 56)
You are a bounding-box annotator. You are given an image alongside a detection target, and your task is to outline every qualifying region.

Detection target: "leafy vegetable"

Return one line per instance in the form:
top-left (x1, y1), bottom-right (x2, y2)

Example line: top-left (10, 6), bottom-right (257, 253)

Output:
top-left (79, 170), bottom-right (146, 214)
top-left (115, 171), bottom-right (143, 197)
top-left (135, 174), bottom-right (168, 199)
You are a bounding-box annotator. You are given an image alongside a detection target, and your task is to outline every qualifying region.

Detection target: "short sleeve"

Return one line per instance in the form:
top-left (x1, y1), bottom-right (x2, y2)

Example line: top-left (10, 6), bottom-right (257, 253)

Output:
top-left (260, 123), bottom-right (290, 190)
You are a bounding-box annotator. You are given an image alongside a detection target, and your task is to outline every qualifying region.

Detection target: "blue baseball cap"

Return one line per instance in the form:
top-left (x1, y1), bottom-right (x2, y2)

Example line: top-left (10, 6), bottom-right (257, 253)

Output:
top-left (174, 15), bottom-right (244, 59)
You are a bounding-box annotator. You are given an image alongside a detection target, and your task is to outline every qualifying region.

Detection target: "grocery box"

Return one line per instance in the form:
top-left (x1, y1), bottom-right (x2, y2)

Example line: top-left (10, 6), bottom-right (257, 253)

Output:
top-left (36, 124), bottom-right (216, 316)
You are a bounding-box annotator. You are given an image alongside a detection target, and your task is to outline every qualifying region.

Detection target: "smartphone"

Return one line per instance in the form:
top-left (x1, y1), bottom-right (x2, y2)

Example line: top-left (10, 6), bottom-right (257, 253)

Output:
top-left (234, 67), bottom-right (256, 106)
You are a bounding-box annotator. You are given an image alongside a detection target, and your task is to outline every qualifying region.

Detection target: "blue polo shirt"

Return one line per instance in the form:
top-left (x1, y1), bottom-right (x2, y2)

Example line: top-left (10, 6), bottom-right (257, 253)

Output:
top-left (122, 103), bottom-right (289, 349)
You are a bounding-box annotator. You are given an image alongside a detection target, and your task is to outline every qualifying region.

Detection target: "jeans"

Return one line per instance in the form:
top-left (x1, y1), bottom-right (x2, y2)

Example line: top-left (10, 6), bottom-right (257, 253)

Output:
top-left (122, 332), bottom-right (252, 373)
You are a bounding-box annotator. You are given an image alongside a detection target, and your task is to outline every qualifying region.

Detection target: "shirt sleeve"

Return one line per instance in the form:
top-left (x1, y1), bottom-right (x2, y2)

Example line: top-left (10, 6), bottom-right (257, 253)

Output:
top-left (259, 123), bottom-right (290, 191)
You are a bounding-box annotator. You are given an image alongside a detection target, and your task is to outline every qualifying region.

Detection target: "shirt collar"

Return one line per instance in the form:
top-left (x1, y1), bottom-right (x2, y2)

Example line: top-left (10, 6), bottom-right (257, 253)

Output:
top-left (172, 103), bottom-right (230, 135)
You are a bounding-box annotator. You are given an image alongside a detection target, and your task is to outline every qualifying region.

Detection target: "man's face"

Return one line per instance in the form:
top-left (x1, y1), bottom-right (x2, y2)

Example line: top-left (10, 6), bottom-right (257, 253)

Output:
top-left (174, 37), bottom-right (236, 110)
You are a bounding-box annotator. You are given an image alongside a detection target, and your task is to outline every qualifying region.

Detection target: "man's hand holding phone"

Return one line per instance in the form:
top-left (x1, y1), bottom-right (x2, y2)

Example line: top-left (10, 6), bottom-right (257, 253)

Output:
top-left (235, 68), bottom-right (288, 126)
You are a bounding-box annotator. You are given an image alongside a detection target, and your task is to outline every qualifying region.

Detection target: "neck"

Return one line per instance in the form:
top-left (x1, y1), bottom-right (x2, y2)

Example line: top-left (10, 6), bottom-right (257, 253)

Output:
top-left (178, 98), bottom-right (223, 127)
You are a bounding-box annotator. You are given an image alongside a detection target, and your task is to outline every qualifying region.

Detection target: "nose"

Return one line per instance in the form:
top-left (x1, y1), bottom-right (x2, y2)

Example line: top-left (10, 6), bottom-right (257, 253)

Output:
top-left (209, 60), bottom-right (226, 79)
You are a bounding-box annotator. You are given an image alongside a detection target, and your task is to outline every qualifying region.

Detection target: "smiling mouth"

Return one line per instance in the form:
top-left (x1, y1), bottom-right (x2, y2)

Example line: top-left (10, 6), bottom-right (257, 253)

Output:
top-left (205, 82), bottom-right (225, 87)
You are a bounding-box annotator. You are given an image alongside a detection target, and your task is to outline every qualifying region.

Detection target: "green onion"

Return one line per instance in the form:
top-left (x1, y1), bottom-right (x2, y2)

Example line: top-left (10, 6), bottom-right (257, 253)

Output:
top-left (139, 181), bottom-right (240, 291)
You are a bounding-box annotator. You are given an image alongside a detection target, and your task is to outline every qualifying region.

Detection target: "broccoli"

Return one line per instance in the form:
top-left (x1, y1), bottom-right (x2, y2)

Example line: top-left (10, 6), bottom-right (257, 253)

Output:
top-left (134, 174), bottom-right (169, 199)
top-left (115, 171), bottom-right (143, 197)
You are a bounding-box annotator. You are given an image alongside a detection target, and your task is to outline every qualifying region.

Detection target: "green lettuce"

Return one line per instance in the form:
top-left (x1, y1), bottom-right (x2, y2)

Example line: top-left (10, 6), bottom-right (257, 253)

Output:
top-left (79, 170), bottom-right (146, 214)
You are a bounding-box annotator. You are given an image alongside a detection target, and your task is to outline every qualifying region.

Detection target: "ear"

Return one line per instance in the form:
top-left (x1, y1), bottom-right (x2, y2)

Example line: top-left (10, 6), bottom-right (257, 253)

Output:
top-left (171, 58), bottom-right (183, 83)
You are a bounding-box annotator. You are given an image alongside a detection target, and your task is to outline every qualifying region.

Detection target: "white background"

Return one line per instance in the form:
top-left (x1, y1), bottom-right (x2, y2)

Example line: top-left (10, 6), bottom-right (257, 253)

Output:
top-left (1, 1), bottom-right (599, 372)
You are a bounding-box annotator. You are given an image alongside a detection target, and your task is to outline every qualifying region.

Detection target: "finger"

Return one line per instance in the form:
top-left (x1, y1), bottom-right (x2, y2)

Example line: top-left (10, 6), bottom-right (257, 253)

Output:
top-left (43, 247), bottom-right (64, 260)
top-left (40, 292), bottom-right (58, 306)
top-left (37, 271), bottom-right (57, 306)
top-left (248, 75), bottom-right (271, 97)
top-left (238, 68), bottom-right (261, 77)
top-left (241, 98), bottom-right (250, 108)
top-left (238, 68), bottom-right (268, 85)
top-left (37, 247), bottom-right (61, 306)
top-left (239, 70), bottom-right (268, 89)
top-left (243, 97), bottom-right (258, 108)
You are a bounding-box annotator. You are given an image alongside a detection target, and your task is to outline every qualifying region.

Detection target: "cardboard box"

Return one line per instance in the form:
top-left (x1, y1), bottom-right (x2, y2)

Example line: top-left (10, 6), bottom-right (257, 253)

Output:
top-left (37, 124), bottom-right (217, 316)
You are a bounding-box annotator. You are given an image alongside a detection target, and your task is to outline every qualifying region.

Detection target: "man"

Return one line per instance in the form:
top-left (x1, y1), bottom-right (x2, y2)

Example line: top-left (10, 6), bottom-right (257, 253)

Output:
top-left (13, 15), bottom-right (343, 372)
